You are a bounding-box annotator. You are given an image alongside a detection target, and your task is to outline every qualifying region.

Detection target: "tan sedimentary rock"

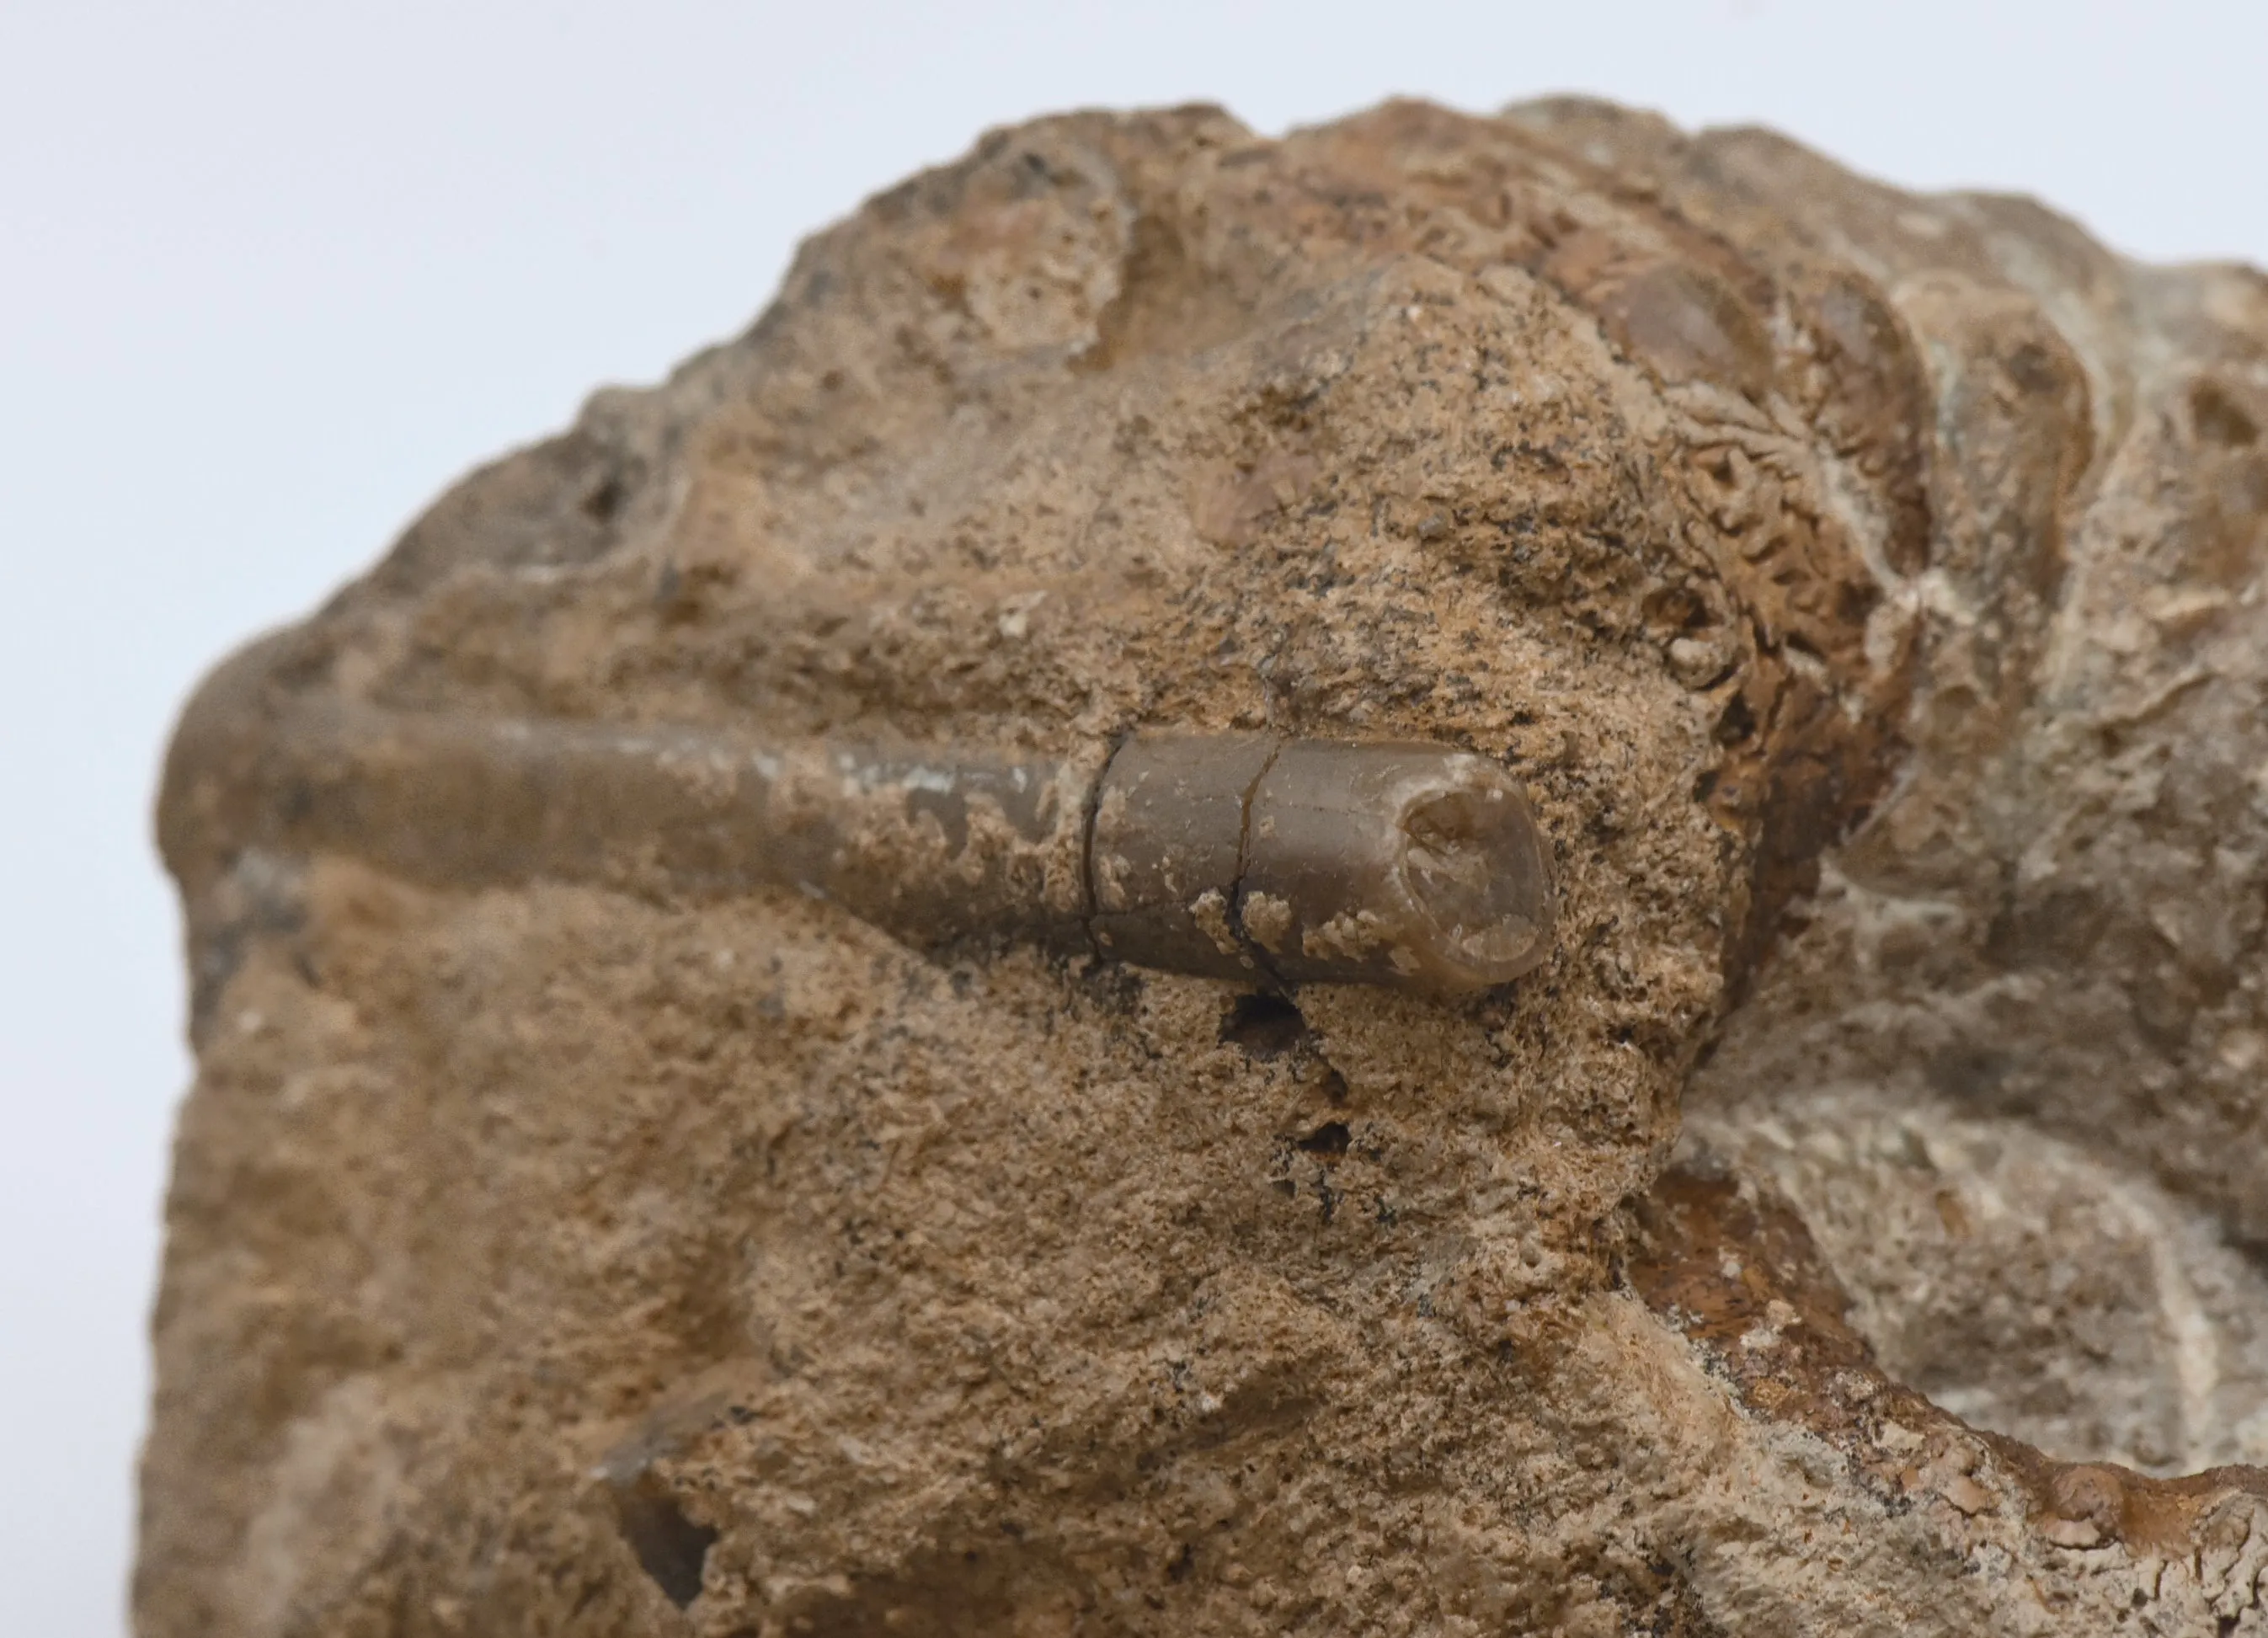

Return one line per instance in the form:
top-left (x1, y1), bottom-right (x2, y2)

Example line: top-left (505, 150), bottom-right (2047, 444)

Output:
top-left (141, 96), bottom-right (2268, 1634)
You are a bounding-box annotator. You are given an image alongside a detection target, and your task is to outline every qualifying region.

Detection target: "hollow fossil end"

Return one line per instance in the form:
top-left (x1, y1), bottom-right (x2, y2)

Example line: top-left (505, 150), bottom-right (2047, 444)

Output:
top-left (1240, 742), bottom-right (1556, 994)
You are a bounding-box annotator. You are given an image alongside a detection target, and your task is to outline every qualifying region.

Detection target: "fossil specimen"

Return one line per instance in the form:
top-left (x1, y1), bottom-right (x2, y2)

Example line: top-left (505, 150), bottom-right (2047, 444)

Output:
top-left (143, 98), bottom-right (2268, 1635)
top-left (168, 677), bottom-right (1554, 995)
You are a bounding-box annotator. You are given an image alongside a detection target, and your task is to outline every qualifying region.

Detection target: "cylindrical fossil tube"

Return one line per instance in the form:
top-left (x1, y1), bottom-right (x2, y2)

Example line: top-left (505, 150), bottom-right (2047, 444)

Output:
top-left (163, 661), bottom-right (1556, 994)
top-left (1088, 732), bottom-right (1278, 983)
top-left (162, 654), bottom-right (1097, 954)
top-left (1236, 741), bottom-right (1556, 992)
top-left (1084, 735), bottom-right (1556, 992)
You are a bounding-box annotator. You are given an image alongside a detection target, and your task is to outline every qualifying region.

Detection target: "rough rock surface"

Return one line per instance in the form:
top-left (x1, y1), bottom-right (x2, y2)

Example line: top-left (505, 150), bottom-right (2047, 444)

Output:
top-left (143, 97), bottom-right (2268, 1635)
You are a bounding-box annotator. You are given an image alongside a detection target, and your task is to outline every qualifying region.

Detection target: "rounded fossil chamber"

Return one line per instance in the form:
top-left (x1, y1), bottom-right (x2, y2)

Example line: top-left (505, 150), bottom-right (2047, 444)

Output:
top-left (1086, 733), bottom-right (1278, 982)
top-left (1239, 741), bottom-right (1556, 993)
top-left (1086, 735), bottom-right (1557, 995)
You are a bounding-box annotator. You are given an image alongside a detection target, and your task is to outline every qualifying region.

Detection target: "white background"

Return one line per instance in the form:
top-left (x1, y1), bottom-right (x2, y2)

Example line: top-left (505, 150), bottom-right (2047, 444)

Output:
top-left (3, 2), bottom-right (2263, 1630)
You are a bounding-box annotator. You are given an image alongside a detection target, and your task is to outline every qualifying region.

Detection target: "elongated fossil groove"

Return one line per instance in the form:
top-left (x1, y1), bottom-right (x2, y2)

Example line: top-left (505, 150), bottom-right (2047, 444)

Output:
top-left (167, 687), bottom-right (1556, 995)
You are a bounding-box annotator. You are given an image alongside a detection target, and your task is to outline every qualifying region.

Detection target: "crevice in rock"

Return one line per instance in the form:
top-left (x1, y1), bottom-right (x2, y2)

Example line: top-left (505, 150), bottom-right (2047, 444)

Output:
top-left (1219, 991), bottom-right (1308, 1058)
top-left (611, 1473), bottom-right (718, 1610)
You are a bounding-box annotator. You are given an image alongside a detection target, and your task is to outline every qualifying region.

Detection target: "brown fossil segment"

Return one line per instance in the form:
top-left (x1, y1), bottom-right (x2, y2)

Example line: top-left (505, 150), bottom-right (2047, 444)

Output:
top-left (163, 648), bottom-right (1092, 955)
top-left (1089, 732), bottom-right (1278, 980)
top-left (1235, 739), bottom-right (1555, 991)
top-left (164, 675), bottom-right (1557, 994)
top-left (141, 96), bottom-right (2268, 1635)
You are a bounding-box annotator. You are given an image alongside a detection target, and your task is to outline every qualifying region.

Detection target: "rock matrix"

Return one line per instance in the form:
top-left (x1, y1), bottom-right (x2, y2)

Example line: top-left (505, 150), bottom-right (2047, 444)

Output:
top-left (145, 96), bottom-right (2268, 1635)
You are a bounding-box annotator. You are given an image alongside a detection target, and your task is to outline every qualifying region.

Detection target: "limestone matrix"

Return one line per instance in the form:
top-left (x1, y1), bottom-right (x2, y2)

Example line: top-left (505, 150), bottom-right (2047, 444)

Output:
top-left (145, 98), bottom-right (2268, 1634)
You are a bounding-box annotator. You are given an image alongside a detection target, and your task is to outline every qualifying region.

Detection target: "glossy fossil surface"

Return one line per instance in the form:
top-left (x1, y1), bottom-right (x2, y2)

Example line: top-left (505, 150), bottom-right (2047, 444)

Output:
top-left (167, 680), bottom-right (1557, 995)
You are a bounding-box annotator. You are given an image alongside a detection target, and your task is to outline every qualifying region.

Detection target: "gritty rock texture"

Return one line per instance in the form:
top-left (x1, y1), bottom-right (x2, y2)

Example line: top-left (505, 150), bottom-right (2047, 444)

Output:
top-left (144, 98), bottom-right (2268, 1634)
